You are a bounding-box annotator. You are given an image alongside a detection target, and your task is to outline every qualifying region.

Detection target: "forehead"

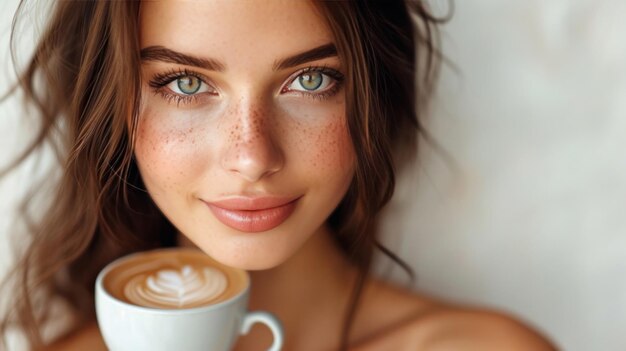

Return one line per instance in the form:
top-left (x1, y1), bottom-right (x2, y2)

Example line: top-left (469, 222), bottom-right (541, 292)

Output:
top-left (139, 0), bottom-right (334, 68)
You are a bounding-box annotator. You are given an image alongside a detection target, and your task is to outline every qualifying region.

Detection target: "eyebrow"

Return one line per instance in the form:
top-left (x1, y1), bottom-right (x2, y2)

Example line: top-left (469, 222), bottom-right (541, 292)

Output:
top-left (140, 46), bottom-right (226, 71)
top-left (273, 43), bottom-right (337, 70)
top-left (140, 43), bottom-right (337, 72)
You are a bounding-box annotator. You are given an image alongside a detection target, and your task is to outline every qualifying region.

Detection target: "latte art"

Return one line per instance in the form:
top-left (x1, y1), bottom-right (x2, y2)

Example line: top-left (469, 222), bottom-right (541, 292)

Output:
top-left (124, 265), bottom-right (227, 309)
top-left (103, 249), bottom-right (248, 310)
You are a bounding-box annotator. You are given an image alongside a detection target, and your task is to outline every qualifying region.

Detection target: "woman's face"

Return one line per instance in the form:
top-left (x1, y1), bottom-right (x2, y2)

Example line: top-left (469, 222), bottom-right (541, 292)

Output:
top-left (135, 0), bottom-right (355, 270)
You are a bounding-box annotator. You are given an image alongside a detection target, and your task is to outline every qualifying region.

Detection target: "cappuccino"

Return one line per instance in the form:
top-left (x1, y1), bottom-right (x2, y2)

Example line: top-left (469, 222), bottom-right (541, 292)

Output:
top-left (103, 248), bottom-right (247, 309)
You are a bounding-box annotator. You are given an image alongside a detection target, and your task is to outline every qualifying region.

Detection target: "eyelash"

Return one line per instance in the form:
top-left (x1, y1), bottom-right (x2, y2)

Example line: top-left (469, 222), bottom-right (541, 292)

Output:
top-left (148, 68), bottom-right (210, 106)
top-left (147, 66), bottom-right (345, 107)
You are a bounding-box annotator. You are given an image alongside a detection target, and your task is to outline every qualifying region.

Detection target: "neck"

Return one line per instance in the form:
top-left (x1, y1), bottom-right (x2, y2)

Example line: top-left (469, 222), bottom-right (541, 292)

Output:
top-left (247, 225), bottom-right (360, 349)
top-left (178, 225), bottom-right (362, 349)
top-left (247, 224), bottom-right (358, 311)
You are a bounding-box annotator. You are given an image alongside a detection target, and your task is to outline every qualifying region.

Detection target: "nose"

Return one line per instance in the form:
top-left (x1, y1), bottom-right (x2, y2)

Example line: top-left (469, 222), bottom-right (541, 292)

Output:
top-left (220, 98), bottom-right (284, 182)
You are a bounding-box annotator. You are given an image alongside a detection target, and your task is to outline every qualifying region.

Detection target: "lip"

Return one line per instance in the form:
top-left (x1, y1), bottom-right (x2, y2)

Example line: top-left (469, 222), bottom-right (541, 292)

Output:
top-left (204, 196), bottom-right (300, 233)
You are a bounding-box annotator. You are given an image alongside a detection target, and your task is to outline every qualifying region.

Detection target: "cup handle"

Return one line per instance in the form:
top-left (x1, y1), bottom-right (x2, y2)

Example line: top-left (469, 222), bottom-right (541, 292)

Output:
top-left (240, 311), bottom-right (284, 351)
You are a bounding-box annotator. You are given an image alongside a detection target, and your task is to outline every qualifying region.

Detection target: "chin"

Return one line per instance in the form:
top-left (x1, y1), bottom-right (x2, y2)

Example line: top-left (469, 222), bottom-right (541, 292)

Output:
top-left (197, 242), bottom-right (291, 271)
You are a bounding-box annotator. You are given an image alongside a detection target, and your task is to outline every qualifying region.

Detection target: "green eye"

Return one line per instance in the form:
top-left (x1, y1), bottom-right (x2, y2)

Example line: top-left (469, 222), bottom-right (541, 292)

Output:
top-left (177, 76), bottom-right (202, 94)
top-left (298, 72), bottom-right (323, 91)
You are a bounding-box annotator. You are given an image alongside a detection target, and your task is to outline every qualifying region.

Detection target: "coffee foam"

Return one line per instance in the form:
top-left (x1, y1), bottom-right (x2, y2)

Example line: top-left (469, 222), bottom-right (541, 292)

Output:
top-left (104, 249), bottom-right (247, 309)
top-left (122, 264), bottom-right (227, 308)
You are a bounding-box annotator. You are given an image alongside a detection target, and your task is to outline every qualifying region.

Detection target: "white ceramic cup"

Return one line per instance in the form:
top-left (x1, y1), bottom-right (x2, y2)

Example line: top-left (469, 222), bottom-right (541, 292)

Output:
top-left (95, 250), bottom-right (283, 351)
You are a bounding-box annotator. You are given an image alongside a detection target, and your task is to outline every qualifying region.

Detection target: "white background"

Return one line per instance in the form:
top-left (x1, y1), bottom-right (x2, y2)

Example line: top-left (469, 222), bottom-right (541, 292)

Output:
top-left (2, 1), bottom-right (625, 350)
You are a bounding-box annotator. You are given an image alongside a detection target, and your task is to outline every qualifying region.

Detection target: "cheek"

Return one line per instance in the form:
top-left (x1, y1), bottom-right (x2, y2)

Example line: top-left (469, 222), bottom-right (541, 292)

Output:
top-left (320, 118), bottom-right (353, 170)
top-left (298, 115), bottom-right (354, 172)
top-left (134, 107), bottom-right (207, 193)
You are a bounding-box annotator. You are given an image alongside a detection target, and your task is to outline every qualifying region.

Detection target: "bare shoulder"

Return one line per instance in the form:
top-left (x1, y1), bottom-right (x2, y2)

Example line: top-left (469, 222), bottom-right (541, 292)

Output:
top-left (36, 322), bottom-right (107, 351)
top-left (353, 279), bottom-right (557, 351)
top-left (413, 307), bottom-right (558, 351)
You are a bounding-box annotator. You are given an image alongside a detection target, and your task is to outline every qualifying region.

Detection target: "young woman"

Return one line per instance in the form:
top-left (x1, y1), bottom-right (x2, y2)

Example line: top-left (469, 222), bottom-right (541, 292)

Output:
top-left (0, 1), bottom-right (557, 350)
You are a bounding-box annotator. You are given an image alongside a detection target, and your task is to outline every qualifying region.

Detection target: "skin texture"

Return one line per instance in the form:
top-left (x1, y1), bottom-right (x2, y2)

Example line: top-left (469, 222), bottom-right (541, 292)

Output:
top-left (38, 1), bottom-right (558, 350)
top-left (135, 0), bottom-right (354, 271)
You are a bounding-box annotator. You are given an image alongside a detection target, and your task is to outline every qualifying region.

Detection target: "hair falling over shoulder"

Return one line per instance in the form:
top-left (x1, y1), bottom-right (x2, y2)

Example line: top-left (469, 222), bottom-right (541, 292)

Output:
top-left (0, 0), bottom-right (447, 349)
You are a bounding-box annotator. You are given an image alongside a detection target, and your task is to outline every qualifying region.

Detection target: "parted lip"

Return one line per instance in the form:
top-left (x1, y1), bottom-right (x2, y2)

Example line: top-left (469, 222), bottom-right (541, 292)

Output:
top-left (204, 195), bottom-right (301, 211)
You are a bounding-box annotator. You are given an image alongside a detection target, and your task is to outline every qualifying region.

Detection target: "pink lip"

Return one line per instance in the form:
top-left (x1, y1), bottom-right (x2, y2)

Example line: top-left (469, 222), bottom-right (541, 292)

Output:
top-left (204, 196), bottom-right (300, 233)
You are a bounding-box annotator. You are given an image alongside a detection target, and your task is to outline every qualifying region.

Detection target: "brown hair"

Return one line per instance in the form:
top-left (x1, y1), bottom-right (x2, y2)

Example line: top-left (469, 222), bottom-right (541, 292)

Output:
top-left (0, 1), bottom-right (443, 349)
